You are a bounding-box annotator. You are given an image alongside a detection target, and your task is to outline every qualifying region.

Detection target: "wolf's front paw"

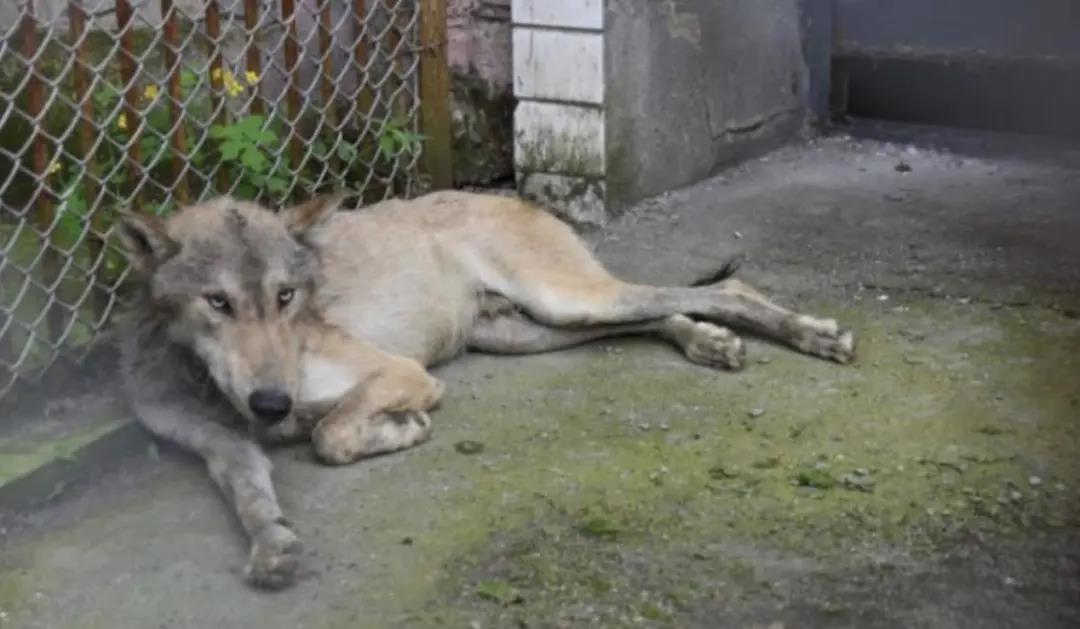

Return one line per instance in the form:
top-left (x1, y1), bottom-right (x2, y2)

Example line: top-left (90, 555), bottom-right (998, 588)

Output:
top-left (313, 411), bottom-right (434, 465)
top-left (245, 520), bottom-right (303, 590)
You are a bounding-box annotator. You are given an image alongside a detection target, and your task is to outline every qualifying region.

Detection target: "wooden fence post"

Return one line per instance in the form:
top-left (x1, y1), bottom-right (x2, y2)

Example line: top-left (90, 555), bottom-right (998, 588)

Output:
top-left (418, 0), bottom-right (452, 190)
top-left (20, 2), bottom-right (65, 344)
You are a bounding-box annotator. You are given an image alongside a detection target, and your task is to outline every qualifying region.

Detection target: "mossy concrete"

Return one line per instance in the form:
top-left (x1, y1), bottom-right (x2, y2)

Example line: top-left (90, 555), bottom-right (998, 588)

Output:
top-left (1, 129), bottom-right (1078, 628)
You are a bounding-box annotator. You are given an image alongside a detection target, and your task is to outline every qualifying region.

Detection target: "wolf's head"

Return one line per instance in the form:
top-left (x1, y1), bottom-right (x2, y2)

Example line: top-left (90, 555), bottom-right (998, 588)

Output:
top-left (117, 195), bottom-right (343, 426)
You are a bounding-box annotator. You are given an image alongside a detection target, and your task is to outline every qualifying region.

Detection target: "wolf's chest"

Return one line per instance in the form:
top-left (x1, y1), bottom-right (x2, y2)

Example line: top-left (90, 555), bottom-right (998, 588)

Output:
top-left (297, 353), bottom-right (358, 414)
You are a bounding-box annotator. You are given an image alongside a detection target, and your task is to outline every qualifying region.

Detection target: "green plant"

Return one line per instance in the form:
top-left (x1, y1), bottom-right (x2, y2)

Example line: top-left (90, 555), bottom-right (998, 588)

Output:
top-left (211, 114), bottom-right (291, 200)
top-left (377, 120), bottom-right (426, 162)
top-left (1, 46), bottom-right (432, 331)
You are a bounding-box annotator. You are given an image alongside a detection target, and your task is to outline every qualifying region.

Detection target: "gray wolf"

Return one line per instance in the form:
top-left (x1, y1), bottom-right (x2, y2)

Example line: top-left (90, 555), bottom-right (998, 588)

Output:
top-left (117, 191), bottom-right (855, 589)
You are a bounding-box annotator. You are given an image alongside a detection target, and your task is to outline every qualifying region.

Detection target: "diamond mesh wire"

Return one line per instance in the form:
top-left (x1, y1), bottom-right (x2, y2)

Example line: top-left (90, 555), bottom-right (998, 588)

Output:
top-left (0, 0), bottom-right (426, 400)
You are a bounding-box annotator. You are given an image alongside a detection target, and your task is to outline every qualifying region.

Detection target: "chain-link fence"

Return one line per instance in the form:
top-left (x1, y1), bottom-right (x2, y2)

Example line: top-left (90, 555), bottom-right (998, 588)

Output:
top-left (0, 0), bottom-right (448, 401)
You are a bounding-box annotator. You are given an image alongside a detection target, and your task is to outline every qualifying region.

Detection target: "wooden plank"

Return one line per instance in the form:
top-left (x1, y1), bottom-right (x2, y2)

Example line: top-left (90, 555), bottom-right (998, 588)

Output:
top-left (281, 0), bottom-right (304, 175)
top-left (317, 0), bottom-right (340, 177)
top-left (114, 0), bottom-right (143, 206)
top-left (243, 0), bottom-right (264, 116)
top-left (418, 0), bottom-right (453, 190)
top-left (20, 2), bottom-right (64, 344)
top-left (161, 0), bottom-right (191, 203)
top-left (352, 0), bottom-right (373, 125)
top-left (204, 0), bottom-right (229, 193)
top-left (69, 0), bottom-right (109, 323)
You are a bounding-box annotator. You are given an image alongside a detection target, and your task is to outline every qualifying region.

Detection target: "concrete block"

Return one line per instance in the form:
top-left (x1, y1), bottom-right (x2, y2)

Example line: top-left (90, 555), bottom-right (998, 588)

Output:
top-left (513, 28), bottom-right (604, 104)
top-left (519, 173), bottom-right (607, 226)
top-left (514, 101), bottom-right (605, 176)
top-left (511, 0), bottom-right (604, 30)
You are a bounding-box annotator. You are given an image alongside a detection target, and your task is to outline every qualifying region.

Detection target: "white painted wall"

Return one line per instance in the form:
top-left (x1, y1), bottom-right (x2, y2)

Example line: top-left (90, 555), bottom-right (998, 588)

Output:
top-left (511, 0), bottom-right (604, 29)
top-left (513, 28), bottom-right (604, 104)
top-left (511, 0), bottom-right (608, 224)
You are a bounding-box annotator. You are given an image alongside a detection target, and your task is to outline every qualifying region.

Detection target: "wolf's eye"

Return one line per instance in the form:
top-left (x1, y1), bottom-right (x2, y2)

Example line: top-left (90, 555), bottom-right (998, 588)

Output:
top-left (277, 287), bottom-right (296, 309)
top-left (205, 293), bottom-right (232, 315)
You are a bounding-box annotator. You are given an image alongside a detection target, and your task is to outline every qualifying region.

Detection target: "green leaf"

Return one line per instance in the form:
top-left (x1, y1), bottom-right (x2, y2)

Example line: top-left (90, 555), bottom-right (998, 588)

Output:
top-left (146, 107), bottom-right (170, 133)
top-left (210, 124), bottom-right (234, 140)
top-left (139, 135), bottom-right (162, 155)
top-left (240, 147), bottom-right (269, 173)
top-left (53, 207), bottom-right (84, 250)
top-left (378, 134), bottom-right (396, 161)
top-left (180, 70), bottom-right (198, 90)
top-left (235, 182), bottom-right (257, 200)
top-left (92, 85), bottom-right (119, 109)
top-left (266, 177), bottom-right (288, 193)
top-left (336, 143), bottom-right (358, 162)
top-left (219, 140), bottom-right (244, 161)
top-left (236, 115), bottom-right (265, 136)
top-left (255, 129), bottom-right (277, 145)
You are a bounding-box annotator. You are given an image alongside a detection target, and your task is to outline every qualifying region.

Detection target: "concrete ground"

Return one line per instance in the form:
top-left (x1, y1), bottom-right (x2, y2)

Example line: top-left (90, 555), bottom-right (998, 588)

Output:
top-left (1, 126), bottom-right (1079, 628)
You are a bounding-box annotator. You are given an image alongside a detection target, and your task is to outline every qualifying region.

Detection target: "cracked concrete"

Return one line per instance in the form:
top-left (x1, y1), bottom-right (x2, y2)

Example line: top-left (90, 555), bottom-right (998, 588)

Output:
top-left (1, 126), bottom-right (1078, 628)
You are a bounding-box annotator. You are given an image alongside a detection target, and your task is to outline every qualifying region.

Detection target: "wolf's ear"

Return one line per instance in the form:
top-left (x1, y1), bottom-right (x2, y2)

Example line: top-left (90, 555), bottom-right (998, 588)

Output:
top-left (114, 211), bottom-right (178, 270)
top-left (280, 193), bottom-right (345, 238)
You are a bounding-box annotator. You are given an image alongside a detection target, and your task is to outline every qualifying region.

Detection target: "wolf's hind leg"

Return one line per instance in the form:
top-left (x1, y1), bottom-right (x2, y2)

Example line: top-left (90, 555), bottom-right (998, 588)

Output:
top-left (467, 310), bottom-right (745, 370)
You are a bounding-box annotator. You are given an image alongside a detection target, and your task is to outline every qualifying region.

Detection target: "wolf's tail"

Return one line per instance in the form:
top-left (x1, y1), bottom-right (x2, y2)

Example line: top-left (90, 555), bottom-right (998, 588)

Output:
top-left (689, 254), bottom-right (745, 287)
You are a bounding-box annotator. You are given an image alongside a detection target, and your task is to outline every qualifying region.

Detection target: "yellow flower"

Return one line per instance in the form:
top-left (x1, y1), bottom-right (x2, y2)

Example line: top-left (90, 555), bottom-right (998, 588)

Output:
top-left (143, 84), bottom-right (159, 101)
top-left (211, 67), bottom-right (246, 98)
top-left (46, 160), bottom-right (61, 175)
top-left (244, 70), bottom-right (260, 85)
top-left (116, 113), bottom-right (128, 131)
top-left (225, 74), bottom-right (245, 97)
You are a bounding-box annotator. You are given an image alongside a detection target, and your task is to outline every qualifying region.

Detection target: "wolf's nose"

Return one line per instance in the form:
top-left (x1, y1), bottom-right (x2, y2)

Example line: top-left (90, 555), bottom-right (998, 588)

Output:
top-left (248, 389), bottom-right (292, 423)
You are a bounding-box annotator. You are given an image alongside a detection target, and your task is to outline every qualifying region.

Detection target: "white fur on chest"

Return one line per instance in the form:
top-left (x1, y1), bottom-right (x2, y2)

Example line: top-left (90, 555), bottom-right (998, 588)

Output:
top-left (299, 354), bottom-right (358, 407)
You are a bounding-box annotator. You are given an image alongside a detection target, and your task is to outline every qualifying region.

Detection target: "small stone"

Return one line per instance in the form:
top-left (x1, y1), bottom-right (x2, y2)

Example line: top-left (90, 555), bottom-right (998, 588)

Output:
top-left (638, 422), bottom-right (651, 431)
top-left (877, 294), bottom-right (889, 301)
top-left (1028, 476), bottom-right (1042, 487)
top-left (1010, 490), bottom-right (1023, 502)
top-left (1003, 576), bottom-right (1019, 587)
top-left (708, 464), bottom-right (737, 480)
top-left (895, 161), bottom-right (913, 173)
top-left (903, 354), bottom-right (927, 366)
top-left (659, 421), bottom-right (670, 431)
top-left (454, 440), bottom-right (485, 455)
top-left (401, 536), bottom-right (413, 545)
top-left (757, 356), bottom-right (772, 365)
top-left (748, 408), bottom-right (766, 418)
top-left (733, 231), bottom-right (743, 239)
